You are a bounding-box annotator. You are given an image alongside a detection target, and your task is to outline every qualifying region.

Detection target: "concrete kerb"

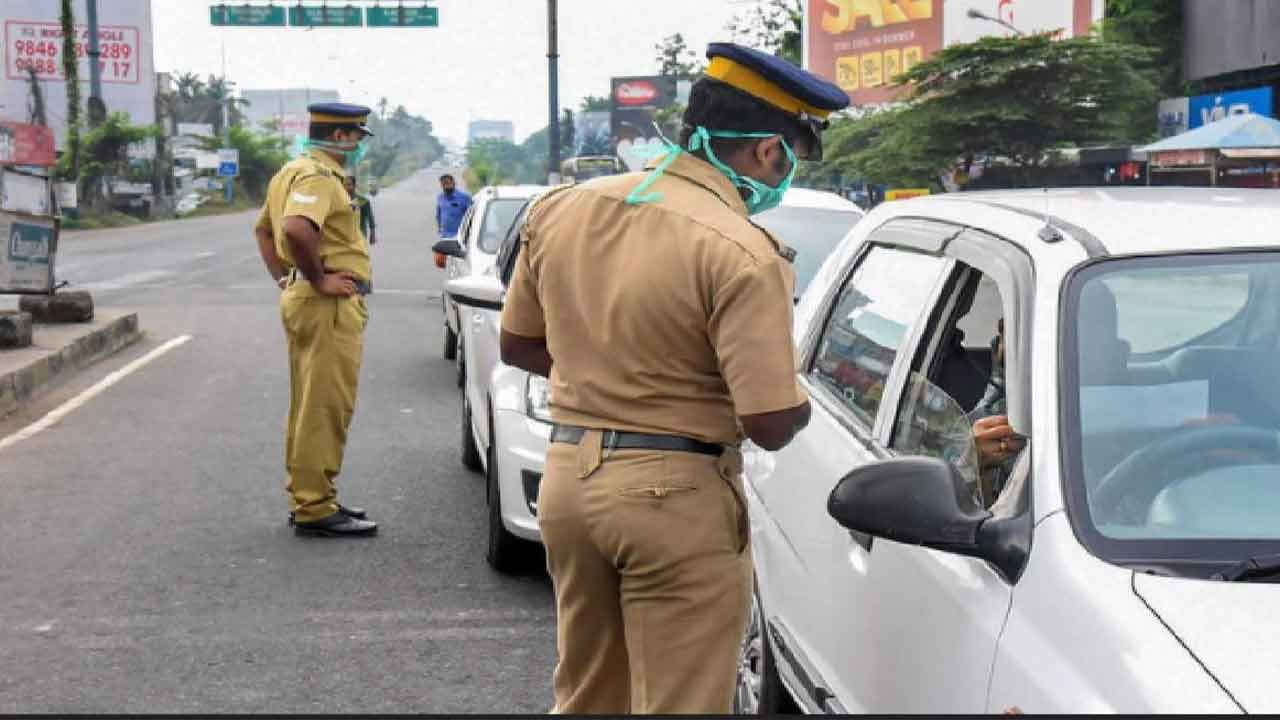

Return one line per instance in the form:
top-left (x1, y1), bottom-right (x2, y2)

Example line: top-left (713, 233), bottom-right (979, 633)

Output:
top-left (0, 312), bottom-right (142, 419)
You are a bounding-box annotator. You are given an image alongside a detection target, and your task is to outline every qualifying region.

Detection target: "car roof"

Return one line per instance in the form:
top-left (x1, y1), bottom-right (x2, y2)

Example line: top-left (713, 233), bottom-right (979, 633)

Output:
top-left (887, 187), bottom-right (1280, 257)
top-left (781, 187), bottom-right (864, 213)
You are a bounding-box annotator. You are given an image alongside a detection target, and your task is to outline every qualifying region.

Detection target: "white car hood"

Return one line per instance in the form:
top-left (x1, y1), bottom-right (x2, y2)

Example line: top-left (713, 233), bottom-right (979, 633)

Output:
top-left (1134, 572), bottom-right (1279, 713)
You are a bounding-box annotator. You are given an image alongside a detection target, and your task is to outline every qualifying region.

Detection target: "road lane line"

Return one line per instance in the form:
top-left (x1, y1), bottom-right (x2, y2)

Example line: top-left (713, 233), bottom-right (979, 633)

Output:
top-left (0, 335), bottom-right (193, 452)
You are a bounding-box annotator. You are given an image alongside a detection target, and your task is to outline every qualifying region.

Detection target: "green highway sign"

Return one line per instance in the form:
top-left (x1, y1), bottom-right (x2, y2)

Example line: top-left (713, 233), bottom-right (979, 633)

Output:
top-left (287, 5), bottom-right (363, 27)
top-left (366, 6), bottom-right (439, 27)
top-left (210, 4), bottom-right (287, 27)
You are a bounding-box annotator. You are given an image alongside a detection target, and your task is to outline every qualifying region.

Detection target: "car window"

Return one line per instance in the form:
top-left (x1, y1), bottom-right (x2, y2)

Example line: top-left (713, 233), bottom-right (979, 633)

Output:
top-left (1104, 269), bottom-right (1249, 355)
top-left (1066, 254), bottom-right (1280, 543)
top-left (497, 202), bottom-right (533, 287)
top-left (809, 246), bottom-right (948, 431)
top-left (477, 198), bottom-right (526, 254)
top-left (892, 268), bottom-right (1015, 508)
top-left (752, 206), bottom-right (862, 299)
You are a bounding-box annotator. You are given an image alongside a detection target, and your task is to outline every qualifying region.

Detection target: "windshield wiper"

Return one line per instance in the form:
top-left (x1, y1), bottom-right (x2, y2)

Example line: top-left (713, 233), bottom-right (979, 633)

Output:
top-left (1211, 553), bottom-right (1280, 582)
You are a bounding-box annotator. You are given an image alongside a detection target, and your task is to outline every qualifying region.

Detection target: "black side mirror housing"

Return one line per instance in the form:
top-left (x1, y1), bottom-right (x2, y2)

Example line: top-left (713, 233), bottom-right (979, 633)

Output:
top-left (827, 456), bottom-right (1029, 582)
top-left (432, 238), bottom-right (466, 259)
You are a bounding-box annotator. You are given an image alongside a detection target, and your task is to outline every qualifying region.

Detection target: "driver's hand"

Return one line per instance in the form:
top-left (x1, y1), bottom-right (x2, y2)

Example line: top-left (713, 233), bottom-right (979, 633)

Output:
top-left (316, 271), bottom-right (358, 297)
top-left (974, 415), bottom-right (1025, 468)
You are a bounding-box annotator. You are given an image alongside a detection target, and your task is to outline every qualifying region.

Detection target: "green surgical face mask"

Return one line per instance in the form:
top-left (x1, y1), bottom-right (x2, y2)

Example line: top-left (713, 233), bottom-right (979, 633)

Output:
top-left (625, 126), bottom-right (797, 215)
top-left (304, 136), bottom-right (370, 172)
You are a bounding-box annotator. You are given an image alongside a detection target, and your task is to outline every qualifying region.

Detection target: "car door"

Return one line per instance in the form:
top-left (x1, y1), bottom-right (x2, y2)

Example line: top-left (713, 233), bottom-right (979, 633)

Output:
top-left (445, 202), bottom-right (480, 334)
top-left (749, 222), bottom-right (955, 713)
top-left (466, 202), bottom-right (533, 453)
top-left (823, 228), bottom-right (1033, 713)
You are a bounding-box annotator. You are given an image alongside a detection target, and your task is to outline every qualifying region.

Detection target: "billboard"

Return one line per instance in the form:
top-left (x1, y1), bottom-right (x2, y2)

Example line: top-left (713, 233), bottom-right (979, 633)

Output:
top-left (0, 121), bottom-right (55, 165)
top-left (611, 75), bottom-right (676, 171)
top-left (1188, 87), bottom-right (1274, 130)
top-left (806, 0), bottom-right (1103, 106)
top-left (573, 111), bottom-right (611, 156)
top-left (0, 0), bottom-right (155, 149)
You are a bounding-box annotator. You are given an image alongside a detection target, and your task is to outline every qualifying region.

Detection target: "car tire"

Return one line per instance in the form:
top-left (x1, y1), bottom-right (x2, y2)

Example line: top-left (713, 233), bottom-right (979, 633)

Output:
top-left (485, 424), bottom-right (530, 574)
top-left (460, 390), bottom-right (483, 473)
top-left (455, 337), bottom-right (465, 388)
top-left (443, 319), bottom-right (457, 361)
top-left (734, 582), bottom-right (796, 715)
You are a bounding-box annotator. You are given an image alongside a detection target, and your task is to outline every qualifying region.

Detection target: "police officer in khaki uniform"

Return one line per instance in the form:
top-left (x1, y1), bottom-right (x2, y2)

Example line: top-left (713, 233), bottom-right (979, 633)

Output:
top-left (254, 103), bottom-right (377, 537)
top-left (500, 44), bottom-right (848, 713)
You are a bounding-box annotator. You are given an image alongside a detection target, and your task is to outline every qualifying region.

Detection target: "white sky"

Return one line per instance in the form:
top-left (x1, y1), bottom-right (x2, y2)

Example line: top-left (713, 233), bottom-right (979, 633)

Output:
top-left (153, 1), bottom-right (757, 145)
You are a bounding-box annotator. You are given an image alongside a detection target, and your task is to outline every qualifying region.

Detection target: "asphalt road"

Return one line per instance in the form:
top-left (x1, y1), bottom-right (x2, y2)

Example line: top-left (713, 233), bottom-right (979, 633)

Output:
top-left (0, 170), bottom-right (558, 713)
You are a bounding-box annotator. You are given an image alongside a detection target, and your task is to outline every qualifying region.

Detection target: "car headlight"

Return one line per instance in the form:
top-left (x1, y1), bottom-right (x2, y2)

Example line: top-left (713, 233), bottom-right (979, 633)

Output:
top-left (525, 374), bottom-right (552, 423)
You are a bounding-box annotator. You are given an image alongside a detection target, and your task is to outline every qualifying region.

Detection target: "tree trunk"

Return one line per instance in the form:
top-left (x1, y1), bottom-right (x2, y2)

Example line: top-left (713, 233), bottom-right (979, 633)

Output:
top-left (59, 0), bottom-right (81, 184)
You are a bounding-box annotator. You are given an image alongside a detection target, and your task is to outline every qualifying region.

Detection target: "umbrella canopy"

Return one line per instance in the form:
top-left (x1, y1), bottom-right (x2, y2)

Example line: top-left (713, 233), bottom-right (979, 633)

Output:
top-left (1140, 113), bottom-right (1280, 153)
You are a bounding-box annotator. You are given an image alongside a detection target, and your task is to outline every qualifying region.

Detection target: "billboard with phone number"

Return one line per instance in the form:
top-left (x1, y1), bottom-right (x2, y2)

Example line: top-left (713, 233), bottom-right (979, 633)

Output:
top-left (806, 0), bottom-right (1103, 107)
top-left (0, 0), bottom-right (155, 150)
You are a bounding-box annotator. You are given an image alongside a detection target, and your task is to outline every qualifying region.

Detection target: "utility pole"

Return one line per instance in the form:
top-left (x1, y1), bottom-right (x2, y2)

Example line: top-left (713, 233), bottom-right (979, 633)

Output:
top-left (547, 0), bottom-right (560, 184)
top-left (222, 42), bottom-right (234, 204)
top-left (85, 0), bottom-right (106, 127)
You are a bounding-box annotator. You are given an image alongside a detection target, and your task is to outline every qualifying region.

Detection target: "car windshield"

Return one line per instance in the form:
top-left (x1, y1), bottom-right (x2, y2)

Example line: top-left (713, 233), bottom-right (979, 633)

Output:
top-left (754, 206), bottom-right (861, 298)
top-left (1064, 253), bottom-right (1280, 563)
top-left (477, 198), bottom-right (527, 254)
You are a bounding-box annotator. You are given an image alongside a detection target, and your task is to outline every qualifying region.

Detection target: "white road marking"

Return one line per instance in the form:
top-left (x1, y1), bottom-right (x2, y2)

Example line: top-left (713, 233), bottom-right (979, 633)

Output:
top-left (0, 335), bottom-right (193, 453)
top-left (78, 269), bottom-right (175, 292)
top-left (195, 251), bottom-right (217, 259)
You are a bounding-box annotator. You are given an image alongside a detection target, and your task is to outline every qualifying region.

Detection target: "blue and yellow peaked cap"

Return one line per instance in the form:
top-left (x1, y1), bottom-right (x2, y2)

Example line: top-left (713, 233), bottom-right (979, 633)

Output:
top-left (704, 43), bottom-right (849, 120)
top-left (308, 102), bottom-right (375, 136)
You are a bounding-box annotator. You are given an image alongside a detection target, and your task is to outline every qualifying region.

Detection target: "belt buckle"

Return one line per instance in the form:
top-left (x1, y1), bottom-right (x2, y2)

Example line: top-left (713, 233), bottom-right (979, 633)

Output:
top-left (602, 429), bottom-right (620, 460)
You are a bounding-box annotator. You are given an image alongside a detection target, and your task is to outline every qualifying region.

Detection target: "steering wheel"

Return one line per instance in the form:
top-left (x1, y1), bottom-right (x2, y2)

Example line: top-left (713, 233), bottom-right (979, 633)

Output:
top-left (1091, 425), bottom-right (1280, 525)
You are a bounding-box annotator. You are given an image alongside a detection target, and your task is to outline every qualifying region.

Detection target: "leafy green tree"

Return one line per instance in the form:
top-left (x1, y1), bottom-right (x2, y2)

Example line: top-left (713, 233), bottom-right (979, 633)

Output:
top-left (655, 33), bottom-right (703, 80)
top-left (67, 112), bottom-right (161, 209)
top-left (815, 33), bottom-right (1159, 188)
top-left (579, 95), bottom-right (610, 113)
top-left (727, 0), bottom-right (803, 65)
top-left (1104, 0), bottom-right (1184, 137)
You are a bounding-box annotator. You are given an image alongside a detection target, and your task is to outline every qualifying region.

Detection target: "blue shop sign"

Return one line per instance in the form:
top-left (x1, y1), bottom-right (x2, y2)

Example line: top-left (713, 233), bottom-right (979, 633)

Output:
top-left (1189, 87), bottom-right (1274, 129)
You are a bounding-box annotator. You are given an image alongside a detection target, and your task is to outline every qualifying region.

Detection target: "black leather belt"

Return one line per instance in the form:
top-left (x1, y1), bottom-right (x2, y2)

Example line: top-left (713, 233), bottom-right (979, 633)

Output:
top-left (550, 424), bottom-right (723, 456)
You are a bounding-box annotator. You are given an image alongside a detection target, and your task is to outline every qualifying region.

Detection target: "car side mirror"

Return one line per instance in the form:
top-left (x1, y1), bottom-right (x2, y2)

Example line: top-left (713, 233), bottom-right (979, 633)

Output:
top-left (432, 238), bottom-right (466, 259)
top-left (828, 456), bottom-right (989, 552)
top-left (826, 456), bottom-right (1031, 582)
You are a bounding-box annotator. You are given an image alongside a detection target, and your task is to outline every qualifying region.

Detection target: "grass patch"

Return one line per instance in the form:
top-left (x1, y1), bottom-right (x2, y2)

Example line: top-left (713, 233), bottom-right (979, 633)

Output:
top-left (62, 211), bottom-right (145, 231)
top-left (179, 192), bottom-right (260, 219)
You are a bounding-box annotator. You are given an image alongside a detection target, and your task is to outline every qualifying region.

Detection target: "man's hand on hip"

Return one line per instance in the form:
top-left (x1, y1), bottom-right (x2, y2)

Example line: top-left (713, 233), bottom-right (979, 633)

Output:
top-left (316, 271), bottom-right (358, 297)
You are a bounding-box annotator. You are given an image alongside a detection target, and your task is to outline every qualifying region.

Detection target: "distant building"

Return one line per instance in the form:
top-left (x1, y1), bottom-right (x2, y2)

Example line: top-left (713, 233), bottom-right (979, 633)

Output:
top-left (468, 120), bottom-right (514, 144)
top-left (240, 88), bottom-right (340, 137)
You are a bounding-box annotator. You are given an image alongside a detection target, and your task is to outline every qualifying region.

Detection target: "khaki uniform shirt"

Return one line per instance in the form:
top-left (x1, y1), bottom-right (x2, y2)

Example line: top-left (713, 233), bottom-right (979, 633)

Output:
top-left (256, 150), bottom-right (370, 282)
top-left (501, 152), bottom-right (806, 446)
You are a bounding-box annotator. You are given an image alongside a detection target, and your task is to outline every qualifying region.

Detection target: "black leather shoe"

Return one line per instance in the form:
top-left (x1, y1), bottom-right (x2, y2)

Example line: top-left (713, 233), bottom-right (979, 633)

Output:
top-left (289, 504), bottom-right (367, 524)
top-left (293, 513), bottom-right (378, 537)
top-left (338, 504), bottom-right (367, 519)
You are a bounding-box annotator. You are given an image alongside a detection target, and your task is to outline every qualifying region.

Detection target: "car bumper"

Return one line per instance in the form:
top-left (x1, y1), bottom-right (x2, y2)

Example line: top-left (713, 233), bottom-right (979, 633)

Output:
top-left (494, 408), bottom-right (551, 543)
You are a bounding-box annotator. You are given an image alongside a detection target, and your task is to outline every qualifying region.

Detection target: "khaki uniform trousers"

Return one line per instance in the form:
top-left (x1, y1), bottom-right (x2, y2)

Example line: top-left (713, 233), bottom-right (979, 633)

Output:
top-left (538, 429), bottom-right (752, 714)
top-left (279, 282), bottom-right (368, 522)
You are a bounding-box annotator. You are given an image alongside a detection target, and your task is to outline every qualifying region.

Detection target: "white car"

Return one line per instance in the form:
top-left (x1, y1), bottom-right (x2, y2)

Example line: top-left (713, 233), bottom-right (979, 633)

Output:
top-left (736, 187), bottom-right (1280, 715)
top-left (445, 188), bottom-right (864, 573)
top-left (434, 185), bottom-right (545, 377)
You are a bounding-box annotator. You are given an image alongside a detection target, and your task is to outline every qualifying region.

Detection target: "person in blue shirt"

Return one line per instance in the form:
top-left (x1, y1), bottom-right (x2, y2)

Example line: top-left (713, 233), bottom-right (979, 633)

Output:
top-left (435, 174), bottom-right (472, 238)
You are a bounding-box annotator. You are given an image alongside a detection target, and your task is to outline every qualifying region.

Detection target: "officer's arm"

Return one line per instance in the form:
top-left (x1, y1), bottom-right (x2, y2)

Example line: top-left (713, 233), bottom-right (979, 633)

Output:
top-left (740, 403), bottom-right (811, 452)
top-left (253, 205), bottom-right (286, 282)
top-left (283, 215), bottom-right (326, 283)
top-left (500, 331), bottom-right (552, 378)
top-left (255, 225), bottom-right (286, 283)
top-left (710, 258), bottom-right (812, 452)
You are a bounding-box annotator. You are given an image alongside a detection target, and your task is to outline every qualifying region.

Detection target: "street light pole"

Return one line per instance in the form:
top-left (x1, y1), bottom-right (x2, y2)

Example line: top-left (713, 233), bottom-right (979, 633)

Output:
top-left (547, 0), bottom-right (560, 184)
top-left (966, 8), bottom-right (1025, 36)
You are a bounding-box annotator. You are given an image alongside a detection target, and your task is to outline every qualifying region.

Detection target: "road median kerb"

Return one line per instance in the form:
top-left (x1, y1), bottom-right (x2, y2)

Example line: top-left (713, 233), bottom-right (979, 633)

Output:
top-left (0, 312), bottom-right (142, 419)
